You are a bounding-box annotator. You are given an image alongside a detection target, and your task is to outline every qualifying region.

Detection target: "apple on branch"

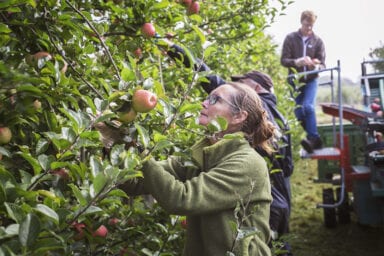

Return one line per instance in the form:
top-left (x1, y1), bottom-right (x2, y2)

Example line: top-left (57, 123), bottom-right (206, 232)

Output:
top-left (92, 225), bottom-right (108, 238)
top-left (133, 47), bottom-right (142, 59)
top-left (187, 1), bottom-right (200, 15)
top-left (141, 23), bottom-right (156, 38)
top-left (117, 108), bottom-right (137, 123)
top-left (0, 127), bottom-right (12, 145)
top-left (50, 168), bottom-right (70, 180)
top-left (132, 89), bottom-right (158, 113)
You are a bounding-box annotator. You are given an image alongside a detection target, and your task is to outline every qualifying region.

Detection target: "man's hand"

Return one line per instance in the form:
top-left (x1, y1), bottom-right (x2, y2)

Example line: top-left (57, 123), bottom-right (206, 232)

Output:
top-left (294, 56), bottom-right (312, 67)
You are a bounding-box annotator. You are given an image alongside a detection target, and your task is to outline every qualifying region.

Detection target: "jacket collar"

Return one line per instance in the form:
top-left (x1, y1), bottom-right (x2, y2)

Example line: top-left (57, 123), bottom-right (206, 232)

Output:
top-left (191, 133), bottom-right (248, 170)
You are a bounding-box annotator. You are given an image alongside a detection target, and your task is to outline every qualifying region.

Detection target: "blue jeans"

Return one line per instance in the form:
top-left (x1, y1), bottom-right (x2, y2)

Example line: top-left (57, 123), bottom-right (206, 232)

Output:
top-left (294, 78), bottom-right (320, 139)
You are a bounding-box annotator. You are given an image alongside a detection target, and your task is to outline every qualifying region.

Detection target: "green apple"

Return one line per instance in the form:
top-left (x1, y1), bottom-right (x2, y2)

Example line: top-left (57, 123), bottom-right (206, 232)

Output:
top-left (117, 108), bottom-right (137, 123)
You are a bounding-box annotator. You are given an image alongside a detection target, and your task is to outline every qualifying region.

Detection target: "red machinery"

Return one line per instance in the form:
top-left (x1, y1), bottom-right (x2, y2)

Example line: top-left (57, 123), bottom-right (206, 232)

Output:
top-left (298, 60), bottom-right (384, 227)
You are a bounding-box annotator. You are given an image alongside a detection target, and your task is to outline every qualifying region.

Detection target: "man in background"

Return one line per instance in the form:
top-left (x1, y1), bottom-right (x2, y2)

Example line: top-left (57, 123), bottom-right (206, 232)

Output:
top-left (281, 10), bottom-right (326, 154)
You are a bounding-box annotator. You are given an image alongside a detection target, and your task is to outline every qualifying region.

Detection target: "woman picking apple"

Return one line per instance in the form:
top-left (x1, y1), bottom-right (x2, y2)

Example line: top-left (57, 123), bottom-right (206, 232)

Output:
top-left (120, 82), bottom-right (274, 256)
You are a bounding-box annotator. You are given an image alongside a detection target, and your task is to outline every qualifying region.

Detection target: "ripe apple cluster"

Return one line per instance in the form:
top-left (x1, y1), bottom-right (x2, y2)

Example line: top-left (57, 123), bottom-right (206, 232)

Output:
top-left (71, 222), bottom-right (109, 241)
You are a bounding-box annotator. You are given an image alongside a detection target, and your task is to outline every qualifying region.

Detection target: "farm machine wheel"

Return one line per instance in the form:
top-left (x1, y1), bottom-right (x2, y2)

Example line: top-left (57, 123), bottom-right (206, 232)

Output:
top-left (322, 188), bottom-right (337, 228)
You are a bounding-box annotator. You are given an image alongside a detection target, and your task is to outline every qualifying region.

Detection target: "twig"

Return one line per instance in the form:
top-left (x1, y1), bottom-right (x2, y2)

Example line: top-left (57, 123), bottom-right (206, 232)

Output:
top-left (65, 0), bottom-right (121, 81)
top-left (42, 10), bottom-right (103, 98)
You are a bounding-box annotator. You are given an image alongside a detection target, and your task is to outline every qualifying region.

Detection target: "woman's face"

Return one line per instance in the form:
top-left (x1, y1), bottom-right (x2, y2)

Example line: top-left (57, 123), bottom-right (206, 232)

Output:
top-left (198, 84), bottom-right (240, 128)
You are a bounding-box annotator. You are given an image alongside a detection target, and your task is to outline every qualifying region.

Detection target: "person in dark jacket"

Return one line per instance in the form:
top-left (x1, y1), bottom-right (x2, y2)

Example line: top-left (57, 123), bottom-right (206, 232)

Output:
top-left (281, 10), bottom-right (326, 153)
top-left (163, 39), bottom-right (294, 255)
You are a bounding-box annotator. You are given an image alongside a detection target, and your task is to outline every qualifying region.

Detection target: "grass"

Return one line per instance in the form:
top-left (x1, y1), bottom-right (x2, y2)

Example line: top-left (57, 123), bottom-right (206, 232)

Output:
top-left (287, 158), bottom-right (384, 256)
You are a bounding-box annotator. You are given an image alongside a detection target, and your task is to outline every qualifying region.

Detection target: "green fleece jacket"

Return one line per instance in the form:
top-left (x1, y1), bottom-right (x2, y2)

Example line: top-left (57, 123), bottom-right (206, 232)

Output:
top-left (122, 136), bottom-right (272, 256)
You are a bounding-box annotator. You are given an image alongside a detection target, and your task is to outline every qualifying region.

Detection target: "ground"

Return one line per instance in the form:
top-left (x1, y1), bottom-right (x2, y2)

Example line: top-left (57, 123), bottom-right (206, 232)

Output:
top-left (288, 159), bottom-right (384, 256)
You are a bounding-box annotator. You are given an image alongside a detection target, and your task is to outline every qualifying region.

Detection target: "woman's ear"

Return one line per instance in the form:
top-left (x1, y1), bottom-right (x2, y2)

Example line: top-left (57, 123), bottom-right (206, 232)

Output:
top-left (232, 110), bottom-right (248, 125)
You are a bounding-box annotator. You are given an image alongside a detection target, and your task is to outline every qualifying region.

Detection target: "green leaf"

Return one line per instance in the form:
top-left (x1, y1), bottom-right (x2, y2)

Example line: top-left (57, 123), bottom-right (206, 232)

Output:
top-left (30, 237), bottom-right (64, 254)
top-left (135, 123), bottom-right (150, 149)
top-left (5, 223), bottom-right (19, 238)
top-left (91, 173), bottom-right (107, 197)
top-left (110, 144), bottom-right (125, 166)
top-left (19, 213), bottom-right (40, 247)
top-left (79, 130), bottom-right (100, 140)
top-left (121, 67), bottom-right (135, 82)
top-left (38, 154), bottom-right (55, 171)
top-left (0, 146), bottom-right (11, 158)
top-left (206, 117), bottom-right (228, 134)
top-left (35, 139), bottom-right (49, 155)
top-left (90, 155), bottom-right (102, 178)
top-left (179, 102), bottom-right (201, 114)
top-left (0, 183), bottom-right (6, 204)
top-left (191, 25), bottom-right (206, 44)
top-left (16, 84), bottom-right (43, 95)
top-left (17, 152), bottom-right (42, 175)
top-left (94, 112), bottom-right (116, 123)
top-left (0, 23), bottom-right (11, 33)
top-left (34, 204), bottom-right (59, 224)
top-left (152, 140), bottom-right (173, 153)
top-left (81, 205), bottom-right (103, 216)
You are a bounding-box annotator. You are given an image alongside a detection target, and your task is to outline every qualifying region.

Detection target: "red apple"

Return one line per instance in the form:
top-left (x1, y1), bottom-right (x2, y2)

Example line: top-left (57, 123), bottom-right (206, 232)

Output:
top-left (71, 221), bottom-right (86, 231)
top-left (132, 89), bottom-right (157, 113)
top-left (371, 102), bottom-right (381, 112)
top-left (180, 219), bottom-right (187, 229)
top-left (0, 127), bottom-right (12, 145)
top-left (71, 222), bottom-right (86, 241)
top-left (92, 225), bottom-right (108, 238)
top-left (141, 23), bottom-right (156, 38)
top-left (118, 108), bottom-right (137, 123)
top-left (133, 48), bottom-right (142, 59)
top-left (108, 217), bottom-right (120, 226)
top-left (51, 168), bottom-right (70, 180)
top-left (187, 1), bottom-right (200, 14)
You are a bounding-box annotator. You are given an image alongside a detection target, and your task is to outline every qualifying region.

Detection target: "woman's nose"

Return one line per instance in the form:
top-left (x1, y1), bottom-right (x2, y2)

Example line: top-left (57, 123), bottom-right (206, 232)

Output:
top-left (202, 99), bottom-right (209, 108)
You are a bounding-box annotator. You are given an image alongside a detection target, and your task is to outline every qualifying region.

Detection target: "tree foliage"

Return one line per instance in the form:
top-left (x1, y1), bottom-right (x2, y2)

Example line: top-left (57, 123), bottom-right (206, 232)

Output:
top-left (0, 0), bottom-right (293, 255)
top-left (369, 41), bottom-right (384, 73)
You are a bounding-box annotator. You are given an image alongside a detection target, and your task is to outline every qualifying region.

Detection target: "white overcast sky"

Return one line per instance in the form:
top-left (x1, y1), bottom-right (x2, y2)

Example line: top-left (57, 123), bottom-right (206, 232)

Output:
top-left (266, 0), bottom-right (383, 82)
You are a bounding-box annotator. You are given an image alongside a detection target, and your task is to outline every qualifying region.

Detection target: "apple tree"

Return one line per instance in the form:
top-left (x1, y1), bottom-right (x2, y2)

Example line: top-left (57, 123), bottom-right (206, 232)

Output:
top-left (0, 0), bottom-right (292, 255)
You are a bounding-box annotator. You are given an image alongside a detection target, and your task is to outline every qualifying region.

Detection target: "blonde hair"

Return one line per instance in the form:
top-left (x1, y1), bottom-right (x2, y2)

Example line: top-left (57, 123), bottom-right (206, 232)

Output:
top-left (301, 10), bottom-right (317, 23)
top-left (226, 82), bottom-right (275, 154)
